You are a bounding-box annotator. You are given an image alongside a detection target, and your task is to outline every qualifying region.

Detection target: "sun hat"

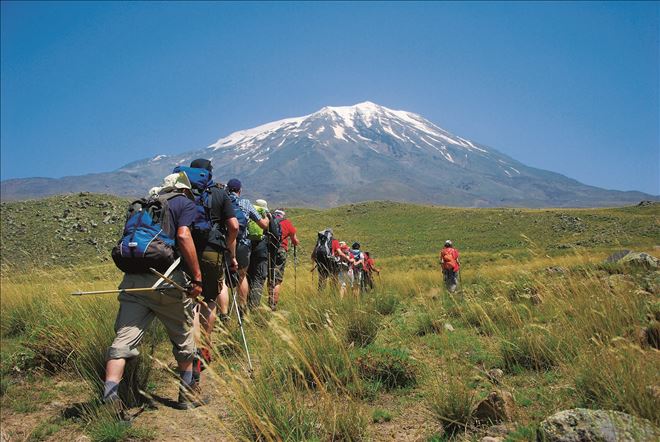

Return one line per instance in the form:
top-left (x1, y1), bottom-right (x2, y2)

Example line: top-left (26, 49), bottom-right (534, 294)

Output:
top-left (255, 199), bottom-right (268, 210)
top-left (445, 240), bottom-right (453, 247)
top-left (161, 172), bottom-right (192, 191)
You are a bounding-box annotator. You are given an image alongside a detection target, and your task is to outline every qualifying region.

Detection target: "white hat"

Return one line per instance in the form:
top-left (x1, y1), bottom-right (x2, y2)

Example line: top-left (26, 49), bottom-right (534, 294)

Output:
top-left (445, 240), bottom-right (453, 247)
top-left (161, 172), bottom-right (192, 192)
top-left (255, 199), bottom-right (268, 210)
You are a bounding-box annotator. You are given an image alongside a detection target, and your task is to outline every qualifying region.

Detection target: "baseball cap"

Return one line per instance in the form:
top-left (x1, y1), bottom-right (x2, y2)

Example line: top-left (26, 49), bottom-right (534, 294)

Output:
top-left (226, 178), bottom-right (242, 192)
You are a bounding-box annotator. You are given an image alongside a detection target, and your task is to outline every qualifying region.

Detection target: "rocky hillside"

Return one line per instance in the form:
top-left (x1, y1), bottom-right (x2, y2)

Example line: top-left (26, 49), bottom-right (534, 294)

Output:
top-left (1, 193), bottom-right (658, 269)
top-left (0, 193), bottom-right (128, 268)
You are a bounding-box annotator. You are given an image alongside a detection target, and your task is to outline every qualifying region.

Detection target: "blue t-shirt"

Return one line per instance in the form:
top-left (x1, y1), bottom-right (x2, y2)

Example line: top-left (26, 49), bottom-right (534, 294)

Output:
top-left (165, 194), bottom-right (197, 242)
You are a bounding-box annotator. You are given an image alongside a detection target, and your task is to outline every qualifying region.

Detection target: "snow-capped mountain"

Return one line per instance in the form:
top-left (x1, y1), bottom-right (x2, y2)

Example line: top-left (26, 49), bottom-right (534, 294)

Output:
top-left (1, 102), bottom-right (655, 207)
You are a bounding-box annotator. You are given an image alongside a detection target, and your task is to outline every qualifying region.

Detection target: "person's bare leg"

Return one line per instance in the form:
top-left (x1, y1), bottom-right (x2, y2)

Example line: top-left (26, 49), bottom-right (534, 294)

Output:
top-left (218, 281), bottom-right (229, 316)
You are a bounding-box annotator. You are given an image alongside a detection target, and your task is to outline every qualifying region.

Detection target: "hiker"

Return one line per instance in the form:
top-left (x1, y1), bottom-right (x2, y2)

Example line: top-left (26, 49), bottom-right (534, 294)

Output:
top-left (313, 228), bottom-right (342, 292)
top-left (246, 199), bottom-right (270, 310)
top-left (104, 172), bottom-right (205, 412)
top-left (268, 209), bottom-right (300, 310)
top-left (178, 159), bottom-right (238, 386)
top-left (363, 251), bottom-right (380, 291)
top-left (440, 240), bottom-right (460, 292)
top-left (336, 240), bottom-right (354, 297)
top-left (225, 179), bottom-right (269, 316)
top-left (349, 242), bottom-right (365, 295)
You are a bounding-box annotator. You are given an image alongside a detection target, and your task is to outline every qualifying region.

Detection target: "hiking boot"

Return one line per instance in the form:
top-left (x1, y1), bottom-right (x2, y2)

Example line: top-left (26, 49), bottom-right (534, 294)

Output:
top-left (174, 383), bottom-right (210, 410)
top-left (218, 313), bottom-right (230, 323)
top-left (102, 396), bottom-right (131, 424)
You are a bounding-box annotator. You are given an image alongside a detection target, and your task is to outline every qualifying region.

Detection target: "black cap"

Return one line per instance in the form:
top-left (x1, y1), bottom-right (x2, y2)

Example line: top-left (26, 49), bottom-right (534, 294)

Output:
top-left (190, 158), bottom-right (212, 171)
top-left (352, 242), bottom-right (360, 249)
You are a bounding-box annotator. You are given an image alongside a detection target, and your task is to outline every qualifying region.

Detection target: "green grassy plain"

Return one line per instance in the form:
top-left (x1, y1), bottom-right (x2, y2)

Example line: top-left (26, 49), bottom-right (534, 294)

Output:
top-left (1, 195), bottom-right (658, 441)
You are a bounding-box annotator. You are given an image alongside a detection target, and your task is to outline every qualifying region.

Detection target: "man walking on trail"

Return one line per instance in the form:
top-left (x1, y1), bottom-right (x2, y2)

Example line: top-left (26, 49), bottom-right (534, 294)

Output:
top-left (337, 240), bottom-right (354, 297)
top-left (349, 242), bottom-right (365, 295)
top-left (268, 209), bottom-right (299, 310)
top-left (440, 240), bottom-right (460, 292)
top-left (103, 172), bottom-right (205, 412)
top-left (363, 251), bottom-right (381, 291)
top-left (186, 159), bottom-right (238, 387)
top-left (225, 179), bottom-right (269, 317)
top-left (246, 199), bottom-right (270, 310)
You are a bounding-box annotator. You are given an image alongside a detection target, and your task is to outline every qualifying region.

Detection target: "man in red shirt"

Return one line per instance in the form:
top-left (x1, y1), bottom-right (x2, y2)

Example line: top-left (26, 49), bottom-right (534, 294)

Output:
top-left (440, 240), bottom-right (460, 292)
top-left (268, 209), bottom-right (299, 310)
top-left (363, 251), bottom-right (381, 291)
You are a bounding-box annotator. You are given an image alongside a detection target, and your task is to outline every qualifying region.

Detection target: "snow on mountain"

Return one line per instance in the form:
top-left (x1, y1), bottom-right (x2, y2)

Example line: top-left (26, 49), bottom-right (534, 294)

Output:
top-left (1, 101), bottom-right (655, 207)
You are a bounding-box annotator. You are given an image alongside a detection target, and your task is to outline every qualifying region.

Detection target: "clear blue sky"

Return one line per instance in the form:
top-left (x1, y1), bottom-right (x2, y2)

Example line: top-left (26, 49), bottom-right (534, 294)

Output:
top-left (2, 1), bottom-right (658, 194)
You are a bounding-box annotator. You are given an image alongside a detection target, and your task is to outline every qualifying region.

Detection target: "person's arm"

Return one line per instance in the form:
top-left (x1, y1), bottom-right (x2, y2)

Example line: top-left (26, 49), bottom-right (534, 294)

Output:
top-left (177, 226), bottom-right (202, 298)
top-left (225, 217), bottom-right (239, 271)
top-left (291, 232), bottom-right (300, 247)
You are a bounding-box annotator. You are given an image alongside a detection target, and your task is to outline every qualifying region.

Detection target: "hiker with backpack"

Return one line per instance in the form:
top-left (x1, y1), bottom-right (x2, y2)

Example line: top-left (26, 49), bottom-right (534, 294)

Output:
top-left (246, 199), bottom-right (271, 310)
top-left (267, 209), bottom-right (299, 311)
top-left (363, 251), bottom-right (380, 291)
top-left (440, 240), bottom-right (460, 292)
top-left (105, 171), bottom-right (206, 412)
top-left (349, 242), bottom-right (365, 295)
top-left (312, 229), bottom-right (352, 295)
top-left (173, 159), bottom-right (239, 387)
top-left (225, 179), bottom-right (269, 316)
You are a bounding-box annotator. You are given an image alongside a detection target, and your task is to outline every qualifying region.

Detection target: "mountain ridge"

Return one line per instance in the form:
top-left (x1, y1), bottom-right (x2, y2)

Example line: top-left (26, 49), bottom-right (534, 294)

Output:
top-left (1, 102), bottom-right (656, 207)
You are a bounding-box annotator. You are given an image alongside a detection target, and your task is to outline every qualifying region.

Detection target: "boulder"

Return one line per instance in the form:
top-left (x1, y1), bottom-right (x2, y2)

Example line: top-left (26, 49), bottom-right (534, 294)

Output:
top-left (606, 251), bottom-right (659, 269)
top-left (538, 408), bottom-right (659, 441)
top-left (473, 390), bottom-right (515, 424)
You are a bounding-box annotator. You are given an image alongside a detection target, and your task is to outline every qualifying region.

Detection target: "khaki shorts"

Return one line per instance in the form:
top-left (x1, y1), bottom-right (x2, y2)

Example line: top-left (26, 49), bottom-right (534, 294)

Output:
top-left (269, 247), bottom-right (288, 286)
top-left (106, 272), bottom-right (195, 363)
top-left (200, 250), bottom-right (225, 303)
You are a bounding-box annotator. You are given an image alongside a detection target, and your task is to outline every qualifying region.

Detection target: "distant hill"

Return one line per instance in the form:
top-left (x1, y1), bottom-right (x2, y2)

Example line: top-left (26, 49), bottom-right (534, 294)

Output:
top-left (1, 193), bottom-right (657, 268)
top-left (1, 102), bottom-right (656, 207)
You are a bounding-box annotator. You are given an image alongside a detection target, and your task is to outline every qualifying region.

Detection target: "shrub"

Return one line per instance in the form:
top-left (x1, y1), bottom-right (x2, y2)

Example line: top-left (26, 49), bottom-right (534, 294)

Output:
top-left (372, 292), bottom-right (399, 316)
top-left (276, 329), bottom-right (359, 393)
top-left (414, 312), bottom-right (443, 336)
top-left (354, 347), bottom-right (417, 390)
top-left (575, 344), bottom-right (660, 424)
top-left (372, 408), bottom-right (392, 423)
top-left (344, 309), bottom-right (380, 347)
top-left (428, 377), bottom-right (477, 437)
top-left (500, 324), bottom-right (562, 372)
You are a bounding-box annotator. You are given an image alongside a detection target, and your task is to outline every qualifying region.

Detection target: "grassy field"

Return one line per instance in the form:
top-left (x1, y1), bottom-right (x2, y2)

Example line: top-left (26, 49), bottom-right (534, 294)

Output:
top-left (1, 195), bottom-right (658, 441)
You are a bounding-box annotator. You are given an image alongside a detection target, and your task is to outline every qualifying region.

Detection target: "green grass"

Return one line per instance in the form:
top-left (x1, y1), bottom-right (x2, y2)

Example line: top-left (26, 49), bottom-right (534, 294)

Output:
top-left (1, 196), bottom-right (658, 440)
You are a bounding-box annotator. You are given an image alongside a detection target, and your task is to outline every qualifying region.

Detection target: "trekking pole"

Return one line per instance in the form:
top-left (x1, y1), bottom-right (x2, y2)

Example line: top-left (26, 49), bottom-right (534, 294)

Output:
top-left (223, 257), bottom-right (253, 373)
top-left (71, 287), bottom-right (178, 296)
top-left (293, 244), bottom-right (298, 297)
top-left (148, 268), bottom-right (208, 308)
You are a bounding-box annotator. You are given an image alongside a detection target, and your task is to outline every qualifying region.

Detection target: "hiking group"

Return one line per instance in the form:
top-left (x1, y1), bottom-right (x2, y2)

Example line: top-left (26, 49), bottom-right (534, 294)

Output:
top-left (101, 160), bottom-right (458, 416)
top-left (103, 158), bottom-right (298, 413)
top-left (310, 228), bottom-right (381, 297)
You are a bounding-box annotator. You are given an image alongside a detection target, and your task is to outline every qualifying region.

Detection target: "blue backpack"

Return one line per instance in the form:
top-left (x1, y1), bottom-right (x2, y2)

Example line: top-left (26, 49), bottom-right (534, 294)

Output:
top-left (172, 166), bottom-right (214, 248)
top-left (111, 192), bottom-right (182, 274)
top-left (227, 192), bottom-right (249, 241)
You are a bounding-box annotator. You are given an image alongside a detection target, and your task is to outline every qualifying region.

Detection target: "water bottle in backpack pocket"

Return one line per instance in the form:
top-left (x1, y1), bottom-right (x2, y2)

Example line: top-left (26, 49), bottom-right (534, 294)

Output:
top-left (111, 193), bottom-right (181, 274)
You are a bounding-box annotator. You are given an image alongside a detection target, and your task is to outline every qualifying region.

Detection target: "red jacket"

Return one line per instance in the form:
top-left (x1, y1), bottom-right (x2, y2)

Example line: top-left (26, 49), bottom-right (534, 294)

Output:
top-left (441, 247), bottom-right (460, 272)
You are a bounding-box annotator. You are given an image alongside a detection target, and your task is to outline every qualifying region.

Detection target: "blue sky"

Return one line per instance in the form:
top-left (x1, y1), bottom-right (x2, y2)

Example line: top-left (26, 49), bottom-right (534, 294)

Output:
top-left (1, 1), bottom-right (658, 194)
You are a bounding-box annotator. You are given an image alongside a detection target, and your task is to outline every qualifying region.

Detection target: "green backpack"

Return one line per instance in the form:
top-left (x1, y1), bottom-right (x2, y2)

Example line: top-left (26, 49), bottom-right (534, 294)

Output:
top-left (247, 206), bottom-right (268, 241)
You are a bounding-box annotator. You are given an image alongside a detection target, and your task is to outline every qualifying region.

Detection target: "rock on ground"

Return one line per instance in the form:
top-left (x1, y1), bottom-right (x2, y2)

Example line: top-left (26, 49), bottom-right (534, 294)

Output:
top-left (538, 408), bottom-right (660, 442)
top-left (473, 390), bottom-right (514, 424)
top-left (606, 251), bottom-right (659, 269)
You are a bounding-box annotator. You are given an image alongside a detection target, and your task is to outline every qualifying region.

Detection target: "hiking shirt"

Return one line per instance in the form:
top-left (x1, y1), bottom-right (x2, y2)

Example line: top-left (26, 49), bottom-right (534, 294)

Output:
top-left (205, 187), bottom-right (236, 251)
top-left (350, 249), bottom-right (364, 270)
top-left (279, 218), bottom-right (297, 252)
top-left (164, 194), bottom-right (198, 240)
top-left (229, 192), bottom-right (263, 242)
top-left (441, 247), bottom-right (460, 272)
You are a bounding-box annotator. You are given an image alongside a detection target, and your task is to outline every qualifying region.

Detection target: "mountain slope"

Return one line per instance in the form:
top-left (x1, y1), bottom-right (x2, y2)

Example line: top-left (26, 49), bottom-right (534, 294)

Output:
top-left (1, 102), bottom-right (655, 207)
